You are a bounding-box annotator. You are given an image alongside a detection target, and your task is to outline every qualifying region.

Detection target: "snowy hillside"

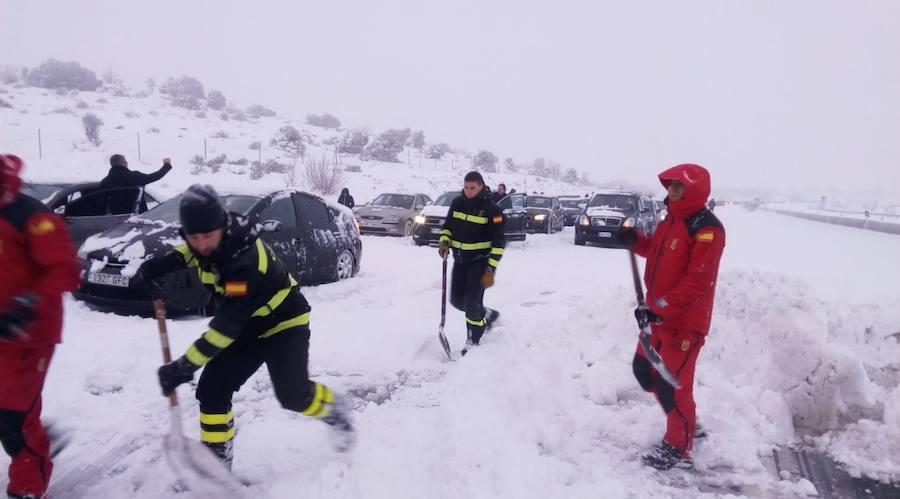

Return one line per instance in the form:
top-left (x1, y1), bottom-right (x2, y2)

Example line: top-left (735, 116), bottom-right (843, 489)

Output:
top-left (0, 83), bottom-right (584, 203)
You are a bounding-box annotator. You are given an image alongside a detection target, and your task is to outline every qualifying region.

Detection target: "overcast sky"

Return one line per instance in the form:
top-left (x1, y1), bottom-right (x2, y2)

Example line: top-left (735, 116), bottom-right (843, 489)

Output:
top-left (2, 0), bottom-right (898, 195)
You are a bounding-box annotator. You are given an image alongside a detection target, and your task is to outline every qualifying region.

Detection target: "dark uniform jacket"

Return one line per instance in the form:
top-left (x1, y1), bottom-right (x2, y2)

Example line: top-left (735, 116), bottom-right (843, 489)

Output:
top-left (100, 162), bottom-right (172, 214)
top-left (151, 213), bottom-right (309, 367)
top-left (439, 189), bottom-right (507, 271)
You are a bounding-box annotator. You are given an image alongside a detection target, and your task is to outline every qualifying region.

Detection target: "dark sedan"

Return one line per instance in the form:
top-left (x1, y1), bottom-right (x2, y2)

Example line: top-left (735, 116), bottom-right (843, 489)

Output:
top-left (74, 190), bottom-right (362, 315)
top-left (525, 195), bottom-right (565, 233)
top-left (412, 191), bottom-right (527, 245)
top-left (574, 190), bottom-right (658, 247)
top-left (558, 195), bottom-right (588, 226)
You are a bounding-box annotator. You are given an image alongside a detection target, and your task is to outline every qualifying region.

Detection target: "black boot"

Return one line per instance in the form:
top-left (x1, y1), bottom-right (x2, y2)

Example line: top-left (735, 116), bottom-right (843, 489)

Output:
top-left (694, 423), bottom-right (708, 440)
top-left (484, 308), bottom-right (501, 332)
top-left (321, 394), bottom-right (356, 452)
top-left (203, 440), bottom-right (234, 471)
top-left (641, 442), bottom-right (693, 470)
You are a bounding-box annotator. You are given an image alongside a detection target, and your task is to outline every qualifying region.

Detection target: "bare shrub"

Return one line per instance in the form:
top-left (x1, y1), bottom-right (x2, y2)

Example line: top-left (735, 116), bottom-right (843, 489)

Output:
top-left (305, 155), bottom-right (343, 195)
top-left (82, 113), bottom-right (103, 145)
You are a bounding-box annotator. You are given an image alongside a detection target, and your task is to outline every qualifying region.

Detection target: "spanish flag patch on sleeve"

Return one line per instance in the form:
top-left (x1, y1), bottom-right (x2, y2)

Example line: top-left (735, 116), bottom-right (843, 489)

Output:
top-left (28, 217), bottom-right (57, 236)
top-left (696, 230), bottom-right (715, 243)
top-left (492, 215), bottom-right (503, 224)
top-left (225, 281), bottom-right (248, 296)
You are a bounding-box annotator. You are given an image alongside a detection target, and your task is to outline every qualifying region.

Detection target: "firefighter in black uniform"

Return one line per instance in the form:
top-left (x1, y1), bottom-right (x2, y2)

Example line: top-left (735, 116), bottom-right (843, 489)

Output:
top-left (137, 184), bottom-right (355, 468)
top-left (439, 171), bottom-right (506, 355)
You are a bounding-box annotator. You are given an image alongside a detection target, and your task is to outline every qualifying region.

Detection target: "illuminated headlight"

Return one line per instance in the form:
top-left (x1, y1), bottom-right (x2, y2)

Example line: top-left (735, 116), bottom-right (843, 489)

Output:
top-left (382, 216), bottom-right (400, 224)
top-left (534, 214), bottom-right (546, 221)
top-left (578, 215), bottom-right (590, 226)
top-left (623, 217), bottom-right (636, 227)
top-left (414, 214), bottom-right (426, 225)
top-left (659, 210), bottom-right (667, 221)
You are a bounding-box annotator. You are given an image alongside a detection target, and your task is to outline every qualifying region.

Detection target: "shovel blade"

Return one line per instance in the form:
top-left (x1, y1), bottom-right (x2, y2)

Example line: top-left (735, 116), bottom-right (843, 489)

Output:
top-left (163, 407), bottom-right (244, 498)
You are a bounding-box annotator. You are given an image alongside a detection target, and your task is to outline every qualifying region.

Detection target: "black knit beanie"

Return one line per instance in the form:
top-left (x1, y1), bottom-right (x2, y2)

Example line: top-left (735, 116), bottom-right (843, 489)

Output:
top-left (179, 184), bottom-right (227, 235)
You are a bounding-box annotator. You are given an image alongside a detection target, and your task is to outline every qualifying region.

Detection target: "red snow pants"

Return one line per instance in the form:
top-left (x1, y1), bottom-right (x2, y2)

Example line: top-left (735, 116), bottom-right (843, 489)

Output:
top-left (0, 345), bottom-right (55, 498)
top-left (632, 326), bottom-right (704, 455)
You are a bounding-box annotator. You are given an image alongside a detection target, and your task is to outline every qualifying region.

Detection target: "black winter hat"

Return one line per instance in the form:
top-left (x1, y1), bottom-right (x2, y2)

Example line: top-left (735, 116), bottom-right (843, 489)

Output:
top-left (179, 184), bottom-right (227, 235)
top-left (464, 171), bottom-right (485, 185)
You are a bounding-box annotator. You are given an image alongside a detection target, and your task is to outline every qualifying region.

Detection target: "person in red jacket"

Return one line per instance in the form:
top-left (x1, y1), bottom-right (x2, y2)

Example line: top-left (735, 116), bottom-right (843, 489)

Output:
top-left (617, 163), bottom-right (726, 470)
top-left (0, 154), bottom-right (81, 499)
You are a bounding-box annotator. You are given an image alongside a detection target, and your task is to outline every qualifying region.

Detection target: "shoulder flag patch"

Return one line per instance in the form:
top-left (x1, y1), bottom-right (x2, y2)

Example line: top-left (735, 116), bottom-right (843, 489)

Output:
top-left (28, 218), bottom-right (56, 236)
top-left (225, 281), bottom-right (248, 296)
top-left (696, 230), bottom-right (715, 243)
top-left (492, 215), bottom-right (503, 224)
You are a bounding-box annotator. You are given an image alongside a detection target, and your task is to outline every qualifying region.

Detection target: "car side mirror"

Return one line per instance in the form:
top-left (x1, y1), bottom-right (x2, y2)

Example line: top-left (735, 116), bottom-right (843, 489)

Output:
top-left (259, 220), bottom-right (282, 233)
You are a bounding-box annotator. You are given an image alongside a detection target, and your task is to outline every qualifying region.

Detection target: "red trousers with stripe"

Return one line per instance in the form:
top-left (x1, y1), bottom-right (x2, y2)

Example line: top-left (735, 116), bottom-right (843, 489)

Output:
top-left (632, 326), bottom-right (704, 455)
top-left (0, 346), bottom-right (55, 498)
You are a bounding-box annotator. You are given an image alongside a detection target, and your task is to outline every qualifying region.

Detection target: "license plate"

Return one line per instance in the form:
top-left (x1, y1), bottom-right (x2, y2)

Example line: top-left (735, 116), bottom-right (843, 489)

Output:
top-left (597, 232), bottom-right (612, 238)
top-left (87, 272), bottom-right (130, 288)
top-left (431, 228), bottom-right (441, 234)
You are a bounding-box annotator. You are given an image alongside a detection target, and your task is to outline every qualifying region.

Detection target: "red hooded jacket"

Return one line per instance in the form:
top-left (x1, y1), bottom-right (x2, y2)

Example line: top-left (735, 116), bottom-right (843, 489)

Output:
top-left (0, 155), bottom-right (81, 349)
top-left (633, 163), bottom-right (725, 335)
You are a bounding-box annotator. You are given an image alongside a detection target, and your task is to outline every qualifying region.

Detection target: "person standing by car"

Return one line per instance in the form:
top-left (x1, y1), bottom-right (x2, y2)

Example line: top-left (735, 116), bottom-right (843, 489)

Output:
top-left (100, 154), bottom-right (172, 214)
top-left (337, 188), bottom-right (355, 209)
top-left (707, 198), bottom-right (716, 212)
top-left (490, 183), bottom-right (507, 203)
top-left (0, 154), bottom-right (81, 499)
top-left (137, 184), bottom-right (355, 469)
top-left (438, 171), bottom-right (506, 355)
top-left (616, 163), bottom-right (725, 471)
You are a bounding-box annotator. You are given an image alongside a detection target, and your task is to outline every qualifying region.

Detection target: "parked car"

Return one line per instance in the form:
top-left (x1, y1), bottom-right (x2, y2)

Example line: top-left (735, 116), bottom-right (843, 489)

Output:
top-left (558, 195), bottom-right (589, 226)
top-left (354, 193), bottom-right (431, 237)
top-left (525, 195), bottom-right (565, 233)
top-left (23, 181), bottom-right (162, 247)
top-left (574, 190), bottom-right (658, 247)
top-left (412, 191), bottom-right (527, 246)
top-left (74, 190), bottom-right (361, 315)
top-left (652, 199), bottom-right (667, 221)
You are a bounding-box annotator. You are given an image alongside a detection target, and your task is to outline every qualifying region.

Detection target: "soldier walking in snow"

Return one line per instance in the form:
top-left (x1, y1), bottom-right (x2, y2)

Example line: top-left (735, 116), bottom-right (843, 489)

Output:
top-left (617, 163), bottom-right (726, 470)
top-left (438, 171), bottom-right (506, 355)
top-left (0, 154), bottom-right (81, 499)
top-left (137, 184), bottom-right (355, 469)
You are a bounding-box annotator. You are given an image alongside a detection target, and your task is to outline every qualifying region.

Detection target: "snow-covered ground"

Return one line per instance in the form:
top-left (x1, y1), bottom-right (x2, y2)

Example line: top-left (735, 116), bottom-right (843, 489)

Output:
top-left (765, 202), bottom-right (900, 225)
top-left (0, 207), bottom-right (896, 498)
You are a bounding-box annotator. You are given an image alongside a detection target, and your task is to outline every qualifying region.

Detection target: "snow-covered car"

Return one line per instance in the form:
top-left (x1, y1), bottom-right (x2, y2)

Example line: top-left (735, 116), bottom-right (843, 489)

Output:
top-left (558, 195), bottom-right (589, 226)
top-left (74, 190), bottom-right (362, 315)
top-left (23, 181), bottom-right (162, 247)
top-left (524, 195), bottom-right (566, 233)
top-left (574, 190), bottom-right (657, 247)
top-left (411, 191), bottom-right (527, 246)
top-left (353, 192), bottom-right (431, 237)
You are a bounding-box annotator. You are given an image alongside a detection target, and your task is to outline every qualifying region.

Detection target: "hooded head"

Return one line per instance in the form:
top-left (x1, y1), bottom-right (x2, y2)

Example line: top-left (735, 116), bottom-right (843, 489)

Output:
top-left (0, 154), bottom-right (24, 209)
top-left (658, 163), bottom-right (711, 217)
top-left (340, 187), bottom-right (350, 196)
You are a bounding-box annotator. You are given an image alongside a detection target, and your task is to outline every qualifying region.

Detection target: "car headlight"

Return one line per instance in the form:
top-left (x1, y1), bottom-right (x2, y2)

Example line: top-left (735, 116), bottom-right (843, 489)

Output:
top-left (578, 215), bottom-right (590, 226)
top-left (623, 217), bottom-right (636, 227)
top-left (659, 210), bottom-right (667, 221)
top-left (382, 216), bottom-right (400, 224)
top-left (414, 214), bottom-right (426, 225)
top-left (534, 214), bottom-right (546, 221)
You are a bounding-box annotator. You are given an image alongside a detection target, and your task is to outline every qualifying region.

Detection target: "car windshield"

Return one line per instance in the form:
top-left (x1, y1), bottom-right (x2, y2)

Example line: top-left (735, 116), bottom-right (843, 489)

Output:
top-left (133, 194), bottom-right (260, 223)
top-left (589, 194), bottom-right (635, 211)
top-left (560, 199), bottom-right (585, 209)
top-left (434, 192), bottom-right (461, 206)
top-left (371, 194), bottom-right (414, 209)
top-left (21, 183), bottom-right (63, 201)
top-left (527, 196), bottom-right (552, 208)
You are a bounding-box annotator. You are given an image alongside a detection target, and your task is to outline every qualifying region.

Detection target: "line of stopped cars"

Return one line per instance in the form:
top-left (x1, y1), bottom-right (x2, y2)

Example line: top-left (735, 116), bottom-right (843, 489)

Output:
top-left (23, 181), bottom-right (362, 316)
top-left (353, 188), bottom-right (664, 248)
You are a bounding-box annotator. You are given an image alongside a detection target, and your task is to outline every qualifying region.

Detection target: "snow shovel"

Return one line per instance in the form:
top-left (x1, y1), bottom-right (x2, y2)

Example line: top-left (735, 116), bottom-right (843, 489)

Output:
top-left (153, 299), bottom-right (244, 497)
top-left (627, 251), bottom-right (681, 389)
top-left (438, 254), bottom-right (453, 361)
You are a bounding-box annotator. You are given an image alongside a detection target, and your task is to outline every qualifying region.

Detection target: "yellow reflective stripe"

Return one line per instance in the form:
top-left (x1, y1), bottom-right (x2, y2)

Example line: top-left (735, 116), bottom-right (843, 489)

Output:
top-left (439, 235), bottom-right (451, 243)
top-left (259, 312), bottom-right (310, 338)
top-left (200, 411), bottom-right (234, 425)
top-left (452, 211), bottom-right (488, 224)
top-left (488, 258), bottom-right (500, 267)
top-left (439, 229), bottom-right (451, 236)
top-left (185, 344), bottom-right (210, 366)
top-left (201, 427), bottom-right (236, 444)
top-left (203, 329), bottom-right (234, 349)
top-left (301, 383), bottom-right (334, 418)
top-left (449, 240), bottom-right (491, 250)
top-left (490, 247), bottom-right (505, 255)
top-left (466, 316), bottom-right (487, 327)
top-left (176, 244), bottom-right (197, 266)
top-left (252, 285), bottom-right (293, 317)
top-left (199, 270), bottom-right (224, 293)
top-left (256, 239), bottom-right (268, 274)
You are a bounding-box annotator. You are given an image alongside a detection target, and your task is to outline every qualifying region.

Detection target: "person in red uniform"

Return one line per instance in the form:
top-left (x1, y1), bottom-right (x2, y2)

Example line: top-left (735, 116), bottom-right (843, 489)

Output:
top-left (0, 154), bottom-right (81, 499)
top-left (617, 163), bottom-right (726, 470)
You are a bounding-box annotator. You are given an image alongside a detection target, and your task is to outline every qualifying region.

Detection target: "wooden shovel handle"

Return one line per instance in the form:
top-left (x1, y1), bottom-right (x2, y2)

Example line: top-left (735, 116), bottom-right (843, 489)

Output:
top-left (153, 299), bottom-right (179, 407)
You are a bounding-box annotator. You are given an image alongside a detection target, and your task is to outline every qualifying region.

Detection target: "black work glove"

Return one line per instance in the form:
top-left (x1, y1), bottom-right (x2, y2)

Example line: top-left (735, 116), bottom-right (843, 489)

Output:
top-left (634, 305), bottom-right (662, 329)
top-left (0, 292), bottom-right (40, 342)
top-left (158, 356), bottom-right (199, 396)
top-left (616, 228), bottom-right (639, 247)
top-left (137, 258), bottom-right (170, 297)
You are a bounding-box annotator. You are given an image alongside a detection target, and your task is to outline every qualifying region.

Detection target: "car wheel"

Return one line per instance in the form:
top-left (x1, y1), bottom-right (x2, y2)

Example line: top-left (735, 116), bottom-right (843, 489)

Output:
top-left (574, 233), bottom-right (585, 246)
top-left (403, 220), bottom-right (413, 237)
top-left (335, 250), bottom-right (354, 281)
